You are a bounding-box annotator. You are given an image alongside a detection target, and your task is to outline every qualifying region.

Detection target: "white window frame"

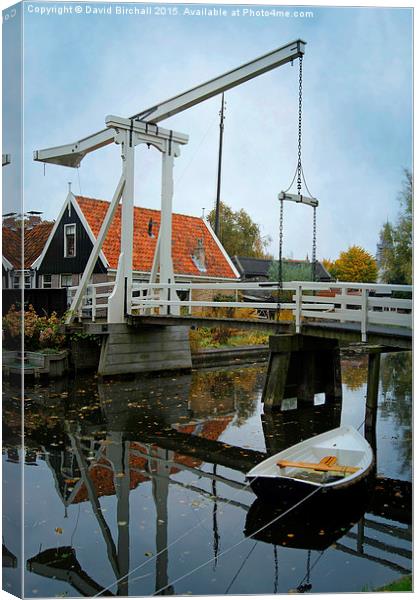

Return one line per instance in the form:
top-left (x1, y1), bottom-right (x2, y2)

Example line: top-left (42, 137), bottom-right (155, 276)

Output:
top-left (60, 274), bottom-right (73, 288)
top-left (64, 223), bottom-right (76, 258)
top-left (42, 274), bottom-right (52, 289)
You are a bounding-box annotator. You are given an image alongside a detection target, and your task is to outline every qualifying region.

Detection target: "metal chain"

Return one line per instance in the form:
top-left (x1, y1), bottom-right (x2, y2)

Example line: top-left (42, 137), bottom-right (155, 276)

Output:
top-left (311, 206), bottom-right (317, 281)
top-left (276, 198), bottom-right (284, 319)
top-left (297, 56), bottom-right (303, 197)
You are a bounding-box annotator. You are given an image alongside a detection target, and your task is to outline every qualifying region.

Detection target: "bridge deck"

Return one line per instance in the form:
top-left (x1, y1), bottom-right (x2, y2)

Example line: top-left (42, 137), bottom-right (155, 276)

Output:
top-left (122, 315), bottom-right (411, 350)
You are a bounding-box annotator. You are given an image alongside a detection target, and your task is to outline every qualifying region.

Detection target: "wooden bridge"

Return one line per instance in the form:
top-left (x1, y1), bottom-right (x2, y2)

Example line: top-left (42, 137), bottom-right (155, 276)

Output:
top-left (72, 279), bottom-right (412, 344)
top-left (68, 279), bottom-right (412, 406)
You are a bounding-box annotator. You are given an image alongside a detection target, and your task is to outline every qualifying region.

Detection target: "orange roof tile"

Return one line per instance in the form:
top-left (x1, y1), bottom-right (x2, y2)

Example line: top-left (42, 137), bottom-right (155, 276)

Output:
top-left (75, 196), bottom-right (237, 279)
top-left (2, 221), bottom-right (54, 269)
top-left (24, 221), bottom-right (54, 267)
top-left (2, 226), bottom-right (21, 268)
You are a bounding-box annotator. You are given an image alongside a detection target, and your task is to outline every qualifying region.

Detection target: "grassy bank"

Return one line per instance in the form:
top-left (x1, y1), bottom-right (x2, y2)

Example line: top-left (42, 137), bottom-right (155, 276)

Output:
top-left (190, 326), bottom-right (269, 351)
top-left (377, 574), bottom-right (412, 592)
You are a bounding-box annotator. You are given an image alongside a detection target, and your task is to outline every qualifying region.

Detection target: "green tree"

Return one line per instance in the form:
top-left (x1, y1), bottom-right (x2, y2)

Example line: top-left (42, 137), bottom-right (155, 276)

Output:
top-left (377, 170), bottom-right (412, 284)
top-left (207, 202), bottom-right (271, 257)
top-left (333, 245), bottom-right (378, 283)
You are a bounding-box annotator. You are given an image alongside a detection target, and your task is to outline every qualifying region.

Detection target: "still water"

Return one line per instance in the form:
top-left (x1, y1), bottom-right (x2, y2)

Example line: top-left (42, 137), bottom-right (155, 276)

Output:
top-left (3, 352), bottom-right (412, 597)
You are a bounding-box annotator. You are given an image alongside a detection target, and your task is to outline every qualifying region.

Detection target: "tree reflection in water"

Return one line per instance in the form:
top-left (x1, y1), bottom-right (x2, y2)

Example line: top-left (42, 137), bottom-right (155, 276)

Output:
top-left (379, 352), bottom-right (412, 476)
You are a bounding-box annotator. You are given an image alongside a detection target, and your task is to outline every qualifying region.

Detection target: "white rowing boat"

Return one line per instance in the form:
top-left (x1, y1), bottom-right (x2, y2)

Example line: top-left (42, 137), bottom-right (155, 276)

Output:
top-left (246, 425), bottom-right (373, 502)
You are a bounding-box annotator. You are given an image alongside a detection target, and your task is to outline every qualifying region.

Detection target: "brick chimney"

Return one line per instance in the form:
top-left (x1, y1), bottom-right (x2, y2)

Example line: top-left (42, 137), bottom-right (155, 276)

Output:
top-left (26, 215), bottom-right (42, 229)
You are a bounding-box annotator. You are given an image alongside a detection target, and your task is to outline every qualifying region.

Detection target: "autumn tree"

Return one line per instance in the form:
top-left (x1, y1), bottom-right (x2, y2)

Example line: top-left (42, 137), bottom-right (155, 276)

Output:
top-left (207, 202), bottom-right (271, 258)
top-left (322, 258), bottom-right (336, 279)
top-left (332, 245), bottom-right (378, 283)
top-left (377, 170), bottom-right (412, 284)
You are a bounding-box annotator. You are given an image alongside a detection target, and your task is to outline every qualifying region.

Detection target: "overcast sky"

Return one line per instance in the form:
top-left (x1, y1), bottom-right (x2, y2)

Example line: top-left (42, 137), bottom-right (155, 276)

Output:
top-left (2, 1), bottom-right (413, 261)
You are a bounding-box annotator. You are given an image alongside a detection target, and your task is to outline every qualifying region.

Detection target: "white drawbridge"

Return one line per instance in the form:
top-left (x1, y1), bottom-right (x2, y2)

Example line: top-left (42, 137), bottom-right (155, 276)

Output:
top-left (34, 40), bottom-right (306, 324)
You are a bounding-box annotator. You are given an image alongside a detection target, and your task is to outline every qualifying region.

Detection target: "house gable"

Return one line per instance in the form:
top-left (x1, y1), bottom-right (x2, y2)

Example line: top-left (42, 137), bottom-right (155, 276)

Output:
top-left (36, 194), bottom-right (107, 276)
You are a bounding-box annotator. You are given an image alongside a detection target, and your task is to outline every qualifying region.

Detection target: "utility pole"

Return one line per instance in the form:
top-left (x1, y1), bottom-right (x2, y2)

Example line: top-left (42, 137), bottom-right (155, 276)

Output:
top-left (214, 93), bottom-right (226, 238)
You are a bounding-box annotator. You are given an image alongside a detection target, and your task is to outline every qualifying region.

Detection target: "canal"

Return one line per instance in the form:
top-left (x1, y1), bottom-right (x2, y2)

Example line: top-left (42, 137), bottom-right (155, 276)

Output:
top-left (2, 351), bottom-right (412, 596)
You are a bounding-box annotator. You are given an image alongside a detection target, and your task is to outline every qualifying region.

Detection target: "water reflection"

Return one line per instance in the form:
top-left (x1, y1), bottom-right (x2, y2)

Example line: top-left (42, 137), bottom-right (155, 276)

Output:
top-left (2, 355), bottom-right (412, 596)
top-left (245, 487), bottom-right (369, 550)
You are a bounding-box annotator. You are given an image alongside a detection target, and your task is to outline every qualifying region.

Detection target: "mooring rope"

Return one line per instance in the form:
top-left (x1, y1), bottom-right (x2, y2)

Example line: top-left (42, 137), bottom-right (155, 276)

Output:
top-left (92, 475), bottom-right (255, 597)
top-left (224, 540), bottom-right (258, 593)
top-left (93, 479), bottom-right (321, 597)
top-left (152, 487), bottom-right (321, 596)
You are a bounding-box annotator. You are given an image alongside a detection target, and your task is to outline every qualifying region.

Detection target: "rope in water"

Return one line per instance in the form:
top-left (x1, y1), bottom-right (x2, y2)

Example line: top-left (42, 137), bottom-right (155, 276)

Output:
top-left (92, 475), bottom-right (255, 597)
top-left (94, 479), bottom-right (320, 596)
top-left (152, 487), bottom-right (321, 596)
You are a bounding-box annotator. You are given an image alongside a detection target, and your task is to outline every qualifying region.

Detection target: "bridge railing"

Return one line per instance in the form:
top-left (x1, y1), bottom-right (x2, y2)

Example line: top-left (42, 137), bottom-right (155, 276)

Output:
top-left (67, 281), bottom-right (115, 321)
top-left (130, 281), bottom-right (412, 342)
top-left (68, 280), bottom-right (412, 342)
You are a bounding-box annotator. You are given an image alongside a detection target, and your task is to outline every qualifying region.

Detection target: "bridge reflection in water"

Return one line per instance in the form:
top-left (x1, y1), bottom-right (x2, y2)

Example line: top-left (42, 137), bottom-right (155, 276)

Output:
top-left (2, 356), bottom-right (412, 596)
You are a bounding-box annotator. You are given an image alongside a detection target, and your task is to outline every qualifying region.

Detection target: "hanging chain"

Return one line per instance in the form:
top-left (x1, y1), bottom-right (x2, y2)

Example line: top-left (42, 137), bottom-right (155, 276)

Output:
top-left (278, 199), bottom-right (284, 285)
top-left (276, 198), bottom-right (284, 319)
top-left (311, 205), bottom-right (317, 281)
top-left (297, 56), bottom-right (303, 197)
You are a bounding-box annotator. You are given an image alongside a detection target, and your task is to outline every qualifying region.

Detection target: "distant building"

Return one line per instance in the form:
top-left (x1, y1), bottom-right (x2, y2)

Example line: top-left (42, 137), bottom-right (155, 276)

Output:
top-left (231, 255), bottom-right (332, 282)
top-left (2, 215), bottom-right (54, 289)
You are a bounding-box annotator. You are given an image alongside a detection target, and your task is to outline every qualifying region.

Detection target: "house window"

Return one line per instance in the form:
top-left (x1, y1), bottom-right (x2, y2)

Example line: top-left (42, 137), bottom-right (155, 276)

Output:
top-left (42, 274), bottom-right (52, 289)
top-left (64, 224), bottom-right (76, 257)
top-left (12, 272), bottom-right (31, 289)
top-left (61, 274), bottom-right (73, 288)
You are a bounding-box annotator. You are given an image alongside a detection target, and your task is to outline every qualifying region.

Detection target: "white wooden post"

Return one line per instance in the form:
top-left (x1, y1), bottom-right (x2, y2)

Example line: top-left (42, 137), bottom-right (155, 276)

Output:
top-left (295, 284), bottom-right (302, 333)
top-left (108, 253), bottom-right (125, 323)
top-left (159, 144), bottom-right (179, 315)
top-left (120, 131), bottom-right (135, 317)
top-left (361, 288), bottom-right (368, 342)
top-left (91, 285), bottom-right (96, 322)
top-left (340, 286), bottom-right (346, 323)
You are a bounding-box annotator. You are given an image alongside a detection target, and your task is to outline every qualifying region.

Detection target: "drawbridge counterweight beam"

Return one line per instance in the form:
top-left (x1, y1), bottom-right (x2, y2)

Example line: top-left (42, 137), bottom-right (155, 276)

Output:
top-left (34, 39), bottom-right (305, 168)
top-left (279, 191), bottom-right (318, 208)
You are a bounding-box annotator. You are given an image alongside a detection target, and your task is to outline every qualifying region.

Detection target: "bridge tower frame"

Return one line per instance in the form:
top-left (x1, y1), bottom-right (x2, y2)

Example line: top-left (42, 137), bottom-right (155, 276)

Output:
top-left (63, 117), bottom-right (188, 323)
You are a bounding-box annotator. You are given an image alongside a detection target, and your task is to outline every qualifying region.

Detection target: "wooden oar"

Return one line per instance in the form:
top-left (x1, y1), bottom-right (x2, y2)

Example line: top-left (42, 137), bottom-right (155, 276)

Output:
top-left (277, 456), bottom-right (359, 475)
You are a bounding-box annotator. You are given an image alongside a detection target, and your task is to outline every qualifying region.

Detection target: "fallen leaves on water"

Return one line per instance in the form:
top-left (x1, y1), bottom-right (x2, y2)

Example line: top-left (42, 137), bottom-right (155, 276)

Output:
top-left (55, 527), bottom-right (63, 535)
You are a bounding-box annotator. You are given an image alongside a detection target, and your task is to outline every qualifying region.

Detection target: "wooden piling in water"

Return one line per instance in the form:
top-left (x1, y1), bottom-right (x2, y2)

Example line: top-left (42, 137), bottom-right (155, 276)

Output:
top-left (262, 334), bottom-right (342, 411)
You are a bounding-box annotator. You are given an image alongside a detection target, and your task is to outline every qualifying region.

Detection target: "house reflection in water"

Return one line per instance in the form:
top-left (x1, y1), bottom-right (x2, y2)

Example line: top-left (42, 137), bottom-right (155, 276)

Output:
top-left (25, 371), bottom-right (244, 597)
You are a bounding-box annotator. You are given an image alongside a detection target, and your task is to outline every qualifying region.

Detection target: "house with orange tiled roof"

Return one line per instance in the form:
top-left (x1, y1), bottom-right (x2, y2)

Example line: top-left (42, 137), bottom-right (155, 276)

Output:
top-left (2, 216), bottom-right (54, 289)
top-left (31, 191), bottom-right (239, 297)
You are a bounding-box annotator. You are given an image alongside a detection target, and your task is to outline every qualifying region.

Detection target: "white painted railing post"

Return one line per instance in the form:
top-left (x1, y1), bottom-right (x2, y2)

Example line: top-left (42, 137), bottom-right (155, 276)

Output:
top-left (91, 285), bottom-right (96, 322)
top-left (361, 288), bottom-right (368, 342)
top-left (295, 284), bottom-right (302, 333)
top-left (340, 285), bottom-right (346, 323)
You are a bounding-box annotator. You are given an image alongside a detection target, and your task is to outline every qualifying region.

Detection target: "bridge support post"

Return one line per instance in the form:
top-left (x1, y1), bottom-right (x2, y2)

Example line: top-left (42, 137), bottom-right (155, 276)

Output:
top-left (98, 323), bottom-right (192, 377)
top-left (262, 334), bottom-right (342, 411)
